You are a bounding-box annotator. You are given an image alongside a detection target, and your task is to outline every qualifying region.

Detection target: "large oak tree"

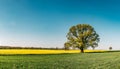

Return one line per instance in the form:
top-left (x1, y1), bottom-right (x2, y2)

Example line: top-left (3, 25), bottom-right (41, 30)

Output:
top-left (64, 24), bottom-right (100, 53)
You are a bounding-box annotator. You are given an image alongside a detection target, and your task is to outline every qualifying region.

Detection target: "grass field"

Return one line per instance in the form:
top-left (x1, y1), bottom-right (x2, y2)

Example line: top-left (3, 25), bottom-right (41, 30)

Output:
top-left (0, 52), bottom-right (120, 69)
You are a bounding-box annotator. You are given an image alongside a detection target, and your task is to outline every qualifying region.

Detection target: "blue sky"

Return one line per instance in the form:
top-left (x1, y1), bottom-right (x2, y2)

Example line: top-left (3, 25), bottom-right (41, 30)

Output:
top-left (0, 0), bottom-right (120, 50)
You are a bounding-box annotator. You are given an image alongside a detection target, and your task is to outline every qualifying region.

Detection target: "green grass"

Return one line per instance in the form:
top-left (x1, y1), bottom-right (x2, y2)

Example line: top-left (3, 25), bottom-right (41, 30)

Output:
top-left (0, 52), bottom-right (120, 69)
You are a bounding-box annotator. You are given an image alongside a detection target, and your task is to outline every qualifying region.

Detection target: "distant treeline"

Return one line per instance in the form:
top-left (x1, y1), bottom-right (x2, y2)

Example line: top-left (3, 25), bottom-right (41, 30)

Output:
top-left (0, 46), bottom-right (65, 50)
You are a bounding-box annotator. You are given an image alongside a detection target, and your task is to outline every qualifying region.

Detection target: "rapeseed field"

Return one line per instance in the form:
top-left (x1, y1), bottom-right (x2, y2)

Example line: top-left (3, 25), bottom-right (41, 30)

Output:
top-left (0, 49), bottom-right (105, 54)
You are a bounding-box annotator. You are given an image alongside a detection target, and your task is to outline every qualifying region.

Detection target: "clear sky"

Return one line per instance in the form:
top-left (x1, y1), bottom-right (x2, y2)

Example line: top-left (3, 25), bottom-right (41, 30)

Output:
top-left (0, 0), bottom-right (120, 50)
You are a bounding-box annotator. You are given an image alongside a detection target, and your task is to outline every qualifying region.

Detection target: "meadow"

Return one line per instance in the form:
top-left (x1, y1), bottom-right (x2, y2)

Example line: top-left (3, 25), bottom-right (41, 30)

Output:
top-left (0, 50), bottom-right (120, 69)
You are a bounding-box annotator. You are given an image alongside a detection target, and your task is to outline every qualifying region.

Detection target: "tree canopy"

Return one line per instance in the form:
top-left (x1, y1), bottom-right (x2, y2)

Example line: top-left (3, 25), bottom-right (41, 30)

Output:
top-left (64, 24), bottom-right (100, 53)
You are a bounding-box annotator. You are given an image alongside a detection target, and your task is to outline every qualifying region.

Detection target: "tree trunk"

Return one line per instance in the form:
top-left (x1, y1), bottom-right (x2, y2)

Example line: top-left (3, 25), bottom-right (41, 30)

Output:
top-left (80, 47), bottom-right (84, 53)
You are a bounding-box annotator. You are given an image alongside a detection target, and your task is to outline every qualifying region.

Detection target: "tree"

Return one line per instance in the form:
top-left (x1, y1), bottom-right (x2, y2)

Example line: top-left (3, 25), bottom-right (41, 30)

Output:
top-left (64, 24), bottom-right (100, 53)
top-left (64, 42), bottom-right (70, 50)
top-left (109, 46), bottom-right (112, 50)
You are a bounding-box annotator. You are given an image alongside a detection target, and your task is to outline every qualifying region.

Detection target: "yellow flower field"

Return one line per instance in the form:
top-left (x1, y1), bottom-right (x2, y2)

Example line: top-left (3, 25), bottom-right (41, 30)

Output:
top-left (0, 49), bottom-right (106, 54)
